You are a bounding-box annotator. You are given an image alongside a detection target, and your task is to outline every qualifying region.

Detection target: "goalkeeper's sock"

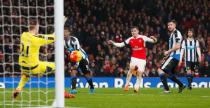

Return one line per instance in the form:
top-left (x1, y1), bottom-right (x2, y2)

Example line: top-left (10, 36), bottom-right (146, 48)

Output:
top-left (186, 73), bottom-right (193, 88)
top-left (159, 73), bottom-right (169, 91)
top-left (85, 77), bottom-right (94, 89)
top-left (71, 76), bottom-right (77, 90)
top-left (16, 74), bottom-right (29, 91)
top-left (125, 70), bottom-right (132, 86)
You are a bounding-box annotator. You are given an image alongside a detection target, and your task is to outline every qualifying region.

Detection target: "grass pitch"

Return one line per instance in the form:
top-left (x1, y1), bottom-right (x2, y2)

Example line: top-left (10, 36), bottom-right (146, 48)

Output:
top-left (1, 88), bottom-right (210, 108)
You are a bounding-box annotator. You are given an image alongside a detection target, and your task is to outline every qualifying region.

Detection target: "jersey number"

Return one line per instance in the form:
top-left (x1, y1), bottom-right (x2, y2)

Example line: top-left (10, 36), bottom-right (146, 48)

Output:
top-left (20, 43), bottom-right (29, 57)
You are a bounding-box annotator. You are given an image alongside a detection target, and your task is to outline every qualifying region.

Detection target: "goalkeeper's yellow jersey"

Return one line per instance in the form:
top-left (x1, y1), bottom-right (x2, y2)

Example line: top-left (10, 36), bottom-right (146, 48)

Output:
top-left (19, 32), bottom-right (55, 67)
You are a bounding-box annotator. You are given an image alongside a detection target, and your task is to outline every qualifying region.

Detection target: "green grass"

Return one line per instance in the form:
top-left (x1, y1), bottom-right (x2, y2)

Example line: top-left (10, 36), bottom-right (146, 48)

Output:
top-left (1, 88), bottom-right (210, 108)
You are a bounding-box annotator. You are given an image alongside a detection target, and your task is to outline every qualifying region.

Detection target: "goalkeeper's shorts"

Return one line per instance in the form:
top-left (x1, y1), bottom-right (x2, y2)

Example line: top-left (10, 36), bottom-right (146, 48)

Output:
top-left (20, 61), bottom-right (55, 75)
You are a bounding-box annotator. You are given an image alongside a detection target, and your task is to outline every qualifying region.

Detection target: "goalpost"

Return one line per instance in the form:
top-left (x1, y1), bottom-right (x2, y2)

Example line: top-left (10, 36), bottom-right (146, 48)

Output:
top-left (0, 0), bottom-right (64, 107)
top-left (54, 0), bottom-right (64, 107)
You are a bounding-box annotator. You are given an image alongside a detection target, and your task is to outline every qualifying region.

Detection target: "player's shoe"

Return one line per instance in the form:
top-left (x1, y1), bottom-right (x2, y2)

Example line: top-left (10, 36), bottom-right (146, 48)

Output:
top-left (178, 85), bottom-right (186, 93)
top-left (64, 91), bottom-right (75, 98)
top-left (70, 89), bottom-right (77, 94)
top-left (163, 90), bottom-right (171, 94)
top-left (134, 89), bottom-right (139, 93)
top-left (12, 89), bottom-right (21, 99)
top-left (89, 88), bottom-right (95, 94)
top-left (188, 86), bottom-right (192, 90)
top-left (124, 84), bottom-right (129, 91)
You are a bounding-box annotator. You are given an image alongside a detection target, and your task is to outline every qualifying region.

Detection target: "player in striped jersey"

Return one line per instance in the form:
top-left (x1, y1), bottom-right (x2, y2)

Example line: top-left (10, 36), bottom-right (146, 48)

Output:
top-left (64, 27), bottom-right (94, 94)
top-left (158, 20), bottom-right (186, 93)
top-left (179, 29), bottom-right (201, 90)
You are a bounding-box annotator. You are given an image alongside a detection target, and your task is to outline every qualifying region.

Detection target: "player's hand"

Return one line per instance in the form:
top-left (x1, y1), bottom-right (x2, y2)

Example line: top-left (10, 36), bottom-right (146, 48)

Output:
top-left (150, 36), bottom-right (157, 43)
top-left (164, 51), bottom-right (170, 56)
top-left (107, 40), bottom-right (114, 45)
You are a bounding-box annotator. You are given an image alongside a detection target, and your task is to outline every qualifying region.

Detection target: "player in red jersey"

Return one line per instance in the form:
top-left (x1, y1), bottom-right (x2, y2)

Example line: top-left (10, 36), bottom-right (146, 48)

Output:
top-left (108, 26), bottom-right (157, 93)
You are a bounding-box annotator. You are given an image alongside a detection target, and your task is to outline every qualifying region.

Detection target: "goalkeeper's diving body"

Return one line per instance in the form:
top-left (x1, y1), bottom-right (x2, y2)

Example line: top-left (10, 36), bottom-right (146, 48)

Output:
top-left (13, 20), bottom-right (74, 99)
top-left (64, 27), bottom-right (95, 94)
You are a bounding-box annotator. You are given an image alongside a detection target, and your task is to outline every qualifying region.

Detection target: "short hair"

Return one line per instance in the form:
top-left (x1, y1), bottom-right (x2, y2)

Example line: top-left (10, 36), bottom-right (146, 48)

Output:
top-left (131, 26), bottom-right (139, 31)
top-left (64, 26), bottom-right (69, 31)
top-left (29, 18), bottom-right (38, 30)
top-left (168, 19), bottom-right (177, 25)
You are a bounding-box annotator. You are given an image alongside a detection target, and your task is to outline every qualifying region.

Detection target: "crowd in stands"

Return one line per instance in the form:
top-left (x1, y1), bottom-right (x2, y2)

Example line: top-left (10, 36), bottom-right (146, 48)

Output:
top-left (0, 0), bottom-right (209, 77)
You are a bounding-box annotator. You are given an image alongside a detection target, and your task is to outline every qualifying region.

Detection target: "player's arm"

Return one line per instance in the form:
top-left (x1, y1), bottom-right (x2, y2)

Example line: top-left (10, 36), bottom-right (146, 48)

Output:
top-left (38, 16), bottom-right (67, 45)
top-left (108, 37), bottom-right (130, 47)
top-left (74, 37), bottom-right (81, 50)
top-left (164, 32), bottom-right (182, 55)
top-left (35, 34), bottom-right (55, 45)
top-left (143, 36), bottom-right (157, 43)
top-left (178, 41), bottom-right (185, 66)
top-left (196, 40), bottom-right (202, 63)
top-left (108, 40), bottom-right (125, 47)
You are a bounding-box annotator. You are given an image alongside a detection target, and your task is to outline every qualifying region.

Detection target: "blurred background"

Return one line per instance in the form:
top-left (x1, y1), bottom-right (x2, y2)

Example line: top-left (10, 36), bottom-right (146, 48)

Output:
top-left (0, 0), bottom-right (209, 78)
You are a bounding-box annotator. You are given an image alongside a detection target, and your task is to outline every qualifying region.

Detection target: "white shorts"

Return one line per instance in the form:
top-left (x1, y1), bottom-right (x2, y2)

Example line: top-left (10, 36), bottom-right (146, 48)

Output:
top-left (130, 57), bottom-right (146, 73)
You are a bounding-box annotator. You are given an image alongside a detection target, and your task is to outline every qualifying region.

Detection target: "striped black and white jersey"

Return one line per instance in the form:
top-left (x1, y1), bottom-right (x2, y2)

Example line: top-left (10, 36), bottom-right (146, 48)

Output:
top-left (65, 36), bottom-right (89, 62)
top-left (168, 29), bottom-right (183, 60)
top-left (181, 38), bottom-right (200, 62)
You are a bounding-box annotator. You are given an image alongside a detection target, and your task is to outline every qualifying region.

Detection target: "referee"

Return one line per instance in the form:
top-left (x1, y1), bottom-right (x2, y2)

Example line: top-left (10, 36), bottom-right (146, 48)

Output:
top-left (179, 28), bottom-right (202, 90)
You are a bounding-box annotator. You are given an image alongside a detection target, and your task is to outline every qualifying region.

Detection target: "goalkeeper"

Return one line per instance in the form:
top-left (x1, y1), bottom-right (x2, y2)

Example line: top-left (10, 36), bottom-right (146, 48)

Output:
top-left (64, 27), bottom-right (95, 94)
top-left (13, 19), bottom-right (74, 98)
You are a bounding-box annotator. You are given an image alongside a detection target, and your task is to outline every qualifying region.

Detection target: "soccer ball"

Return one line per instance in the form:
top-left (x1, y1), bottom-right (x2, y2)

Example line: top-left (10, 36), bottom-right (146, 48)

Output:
top-left (69, 50), bottom-right (82, 62)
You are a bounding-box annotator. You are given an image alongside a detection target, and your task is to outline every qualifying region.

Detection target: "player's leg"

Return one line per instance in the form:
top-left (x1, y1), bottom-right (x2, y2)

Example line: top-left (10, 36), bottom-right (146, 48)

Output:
top-left (79, 59), bottom-right (95, 93)
top-left (133, 59), bottom-right (146, 93)
top-left (84, 72), bottom-right (94, 93)
top-left (124, 58), bottom-right (136, 91)
top-left (134, 72), bottom-right (142, 93)
top-left (185, 62), bottom-right (194, 90)
top-left (124, 69), bottom-right (132, 91)
top-left (165, 59), bottom-right (185, 93)
top-left (69, 67), bottom-right (78, 94)
top-left (34, 61), bottom-right (75, 98)
top-left (31, 61), bottom-right (55, 75)
top-left (13, 73), bottom-right (30, 99)
top-left (158, 57), bottom-right (172, 92)
top-left (186, 70), bottom-right (193, 90)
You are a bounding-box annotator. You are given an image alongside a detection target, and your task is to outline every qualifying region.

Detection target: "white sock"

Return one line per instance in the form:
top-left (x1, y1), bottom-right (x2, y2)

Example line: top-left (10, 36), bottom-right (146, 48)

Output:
top-left (134, 73), bottom-right (142, 91)
top-left (125, 70), bottom-right (132, 86)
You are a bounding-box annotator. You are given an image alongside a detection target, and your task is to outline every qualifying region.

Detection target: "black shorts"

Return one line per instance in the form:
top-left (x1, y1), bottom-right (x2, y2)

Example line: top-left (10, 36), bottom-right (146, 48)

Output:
top-left (78, 59), bottom-right (91, 74)
top-left (185, 61), bottom-right (199, 72)
top-left (160, 57), bottom-right (178, 74)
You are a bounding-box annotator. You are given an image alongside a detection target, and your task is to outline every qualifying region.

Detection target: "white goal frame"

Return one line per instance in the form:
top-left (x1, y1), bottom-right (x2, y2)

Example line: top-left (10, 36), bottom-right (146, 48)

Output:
top-left (54, 0), bottom-right (64, 107)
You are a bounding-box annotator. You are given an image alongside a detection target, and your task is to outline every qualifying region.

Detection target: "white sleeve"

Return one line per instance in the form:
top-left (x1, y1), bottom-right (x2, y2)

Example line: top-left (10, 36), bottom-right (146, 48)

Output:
top-left (75, 37), bottom-right (81, 50)
top-left (196, 40), bottom-right (201, 58)
top-left (196, 40), bottom-right (200, 47)
top-left (176, 31), bottom-right (182, 44)
top-left (112, 42), bottom-right (125, 47)
top-left (143, 36), bottom-right (155, 43)
top-left (112, 37), bottom-right (131, 48)
top-left (181, 40), bottom-right (186, 49)
top-left (180, 41), bottom-right (185, 61)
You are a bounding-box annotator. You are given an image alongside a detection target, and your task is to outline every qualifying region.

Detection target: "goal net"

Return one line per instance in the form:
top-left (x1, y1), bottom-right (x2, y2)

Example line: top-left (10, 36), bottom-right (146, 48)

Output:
top-left (0, 0), bottom-right (64, 107)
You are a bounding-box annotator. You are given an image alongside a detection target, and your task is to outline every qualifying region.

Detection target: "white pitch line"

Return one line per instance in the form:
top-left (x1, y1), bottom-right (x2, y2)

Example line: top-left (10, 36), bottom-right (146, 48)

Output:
top-left (201, 96), bottom-right (210, 98)
top-left (2, 104), bottom-right (83, 108)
